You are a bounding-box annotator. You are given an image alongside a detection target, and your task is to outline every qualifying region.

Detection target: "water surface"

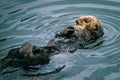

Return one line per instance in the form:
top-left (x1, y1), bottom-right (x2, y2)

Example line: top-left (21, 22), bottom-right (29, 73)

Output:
top-left (0, 0), bottom-right (120, 80)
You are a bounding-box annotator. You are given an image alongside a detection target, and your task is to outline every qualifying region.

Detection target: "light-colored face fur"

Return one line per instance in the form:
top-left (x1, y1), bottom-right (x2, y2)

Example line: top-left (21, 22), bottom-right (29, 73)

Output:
top-left (75, 15), bottom-right (102, 31)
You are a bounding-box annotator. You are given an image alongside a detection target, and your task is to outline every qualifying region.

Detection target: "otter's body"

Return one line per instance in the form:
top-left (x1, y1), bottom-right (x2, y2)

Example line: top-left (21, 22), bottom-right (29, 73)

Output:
top-left (0, 15), bottom-right (104, 74)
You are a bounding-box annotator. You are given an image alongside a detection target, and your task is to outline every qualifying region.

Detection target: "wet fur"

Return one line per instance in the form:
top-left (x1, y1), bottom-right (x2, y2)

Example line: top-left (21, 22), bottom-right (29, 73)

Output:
top-left (0, 15), bottom-right (104, 76)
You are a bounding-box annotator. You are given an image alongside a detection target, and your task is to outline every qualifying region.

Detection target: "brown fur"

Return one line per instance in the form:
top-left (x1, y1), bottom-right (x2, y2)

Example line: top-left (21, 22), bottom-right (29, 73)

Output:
top-left (75, 15), bottom-right (102, 31)
top-left (68, 15), bottom-right (104, 42)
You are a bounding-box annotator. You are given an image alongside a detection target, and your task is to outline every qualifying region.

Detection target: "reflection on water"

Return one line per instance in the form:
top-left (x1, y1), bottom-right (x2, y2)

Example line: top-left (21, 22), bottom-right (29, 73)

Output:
top-left (0, 0), bottom-right (120, 80)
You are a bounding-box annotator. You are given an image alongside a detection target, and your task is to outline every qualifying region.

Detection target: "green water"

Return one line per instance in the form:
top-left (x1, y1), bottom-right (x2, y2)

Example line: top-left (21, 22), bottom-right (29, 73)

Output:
top-left (0, 0), bottom-right (120, 80)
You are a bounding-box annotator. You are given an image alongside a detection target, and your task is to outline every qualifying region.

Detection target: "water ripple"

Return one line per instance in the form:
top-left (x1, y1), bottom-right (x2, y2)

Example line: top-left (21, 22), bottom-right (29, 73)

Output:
top-left (0, 0), bottom-right (120, 80)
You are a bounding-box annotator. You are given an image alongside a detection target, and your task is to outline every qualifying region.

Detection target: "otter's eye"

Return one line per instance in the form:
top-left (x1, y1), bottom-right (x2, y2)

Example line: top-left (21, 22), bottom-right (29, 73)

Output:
top-left (84, 19), bottom-right (90, 23)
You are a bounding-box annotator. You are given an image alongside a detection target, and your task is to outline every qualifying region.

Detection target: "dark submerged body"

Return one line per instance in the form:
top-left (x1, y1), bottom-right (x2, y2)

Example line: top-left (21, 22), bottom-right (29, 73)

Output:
top-left (0, 26), bottom-right (103, 75)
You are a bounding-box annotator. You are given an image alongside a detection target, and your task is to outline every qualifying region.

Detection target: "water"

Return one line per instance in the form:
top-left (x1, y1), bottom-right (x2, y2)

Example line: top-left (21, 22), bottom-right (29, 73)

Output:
top-left (0, 0), bottom-right (120, 80)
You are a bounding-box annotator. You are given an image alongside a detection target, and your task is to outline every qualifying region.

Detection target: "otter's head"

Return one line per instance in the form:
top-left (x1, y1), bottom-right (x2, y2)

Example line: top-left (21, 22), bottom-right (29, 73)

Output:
top-left (75, 15), bottom-right (102, 31)
top-left (75, 15), bottom-right (104, 41)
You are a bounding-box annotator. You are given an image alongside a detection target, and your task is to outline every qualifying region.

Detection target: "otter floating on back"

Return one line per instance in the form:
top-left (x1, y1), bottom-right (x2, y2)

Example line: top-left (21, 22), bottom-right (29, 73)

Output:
top-left (0, 15), bottom-right (104, 76)
top-left (48, 15), bottom-right (103, 52)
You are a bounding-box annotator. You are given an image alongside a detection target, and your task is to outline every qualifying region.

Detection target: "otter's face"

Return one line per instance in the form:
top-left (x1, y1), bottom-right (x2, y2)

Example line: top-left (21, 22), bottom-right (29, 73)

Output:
top-left (75, 15), bottom-right (104, 40)
top-left (56, 16), bottom-right (103, 42)
top-left (75, 15), bottom-right (102, 31)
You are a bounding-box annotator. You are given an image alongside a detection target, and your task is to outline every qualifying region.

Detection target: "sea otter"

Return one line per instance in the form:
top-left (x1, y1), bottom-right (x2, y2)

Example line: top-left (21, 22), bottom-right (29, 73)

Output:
top-left (0, 15), bottom-right (103, 76)
top-left (47, 15), bottom-right (103, 52)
